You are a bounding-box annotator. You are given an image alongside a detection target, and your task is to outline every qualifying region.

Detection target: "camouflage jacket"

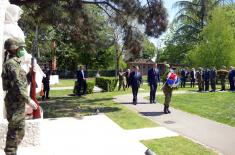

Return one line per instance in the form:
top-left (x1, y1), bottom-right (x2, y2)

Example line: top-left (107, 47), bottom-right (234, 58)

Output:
top-left (2, 56), bottom-right (30, 103)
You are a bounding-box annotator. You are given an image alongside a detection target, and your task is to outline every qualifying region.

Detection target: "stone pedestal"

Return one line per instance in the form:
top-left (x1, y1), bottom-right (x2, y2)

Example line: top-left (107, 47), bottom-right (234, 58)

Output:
top-left (0, 119), bottom-right (41, 149)
top-left (0, 0), bottom-right (7, 120)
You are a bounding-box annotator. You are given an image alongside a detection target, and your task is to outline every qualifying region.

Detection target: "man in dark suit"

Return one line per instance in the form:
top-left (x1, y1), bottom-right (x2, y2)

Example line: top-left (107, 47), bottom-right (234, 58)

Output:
top-left (129, 66), bottom-right (142, 105)
top-left (180, 68), bottom-right (186, 88)
top-left (148, 63), bottom-right (160, 103)
top-left (229, 66), bottom-right (235, 91)
top-left (77, 66), bottom-right (88, 96)
top-left (203, 68), bottom-right (210, 91)
top-left (42, 67), bottom-right (51, 100)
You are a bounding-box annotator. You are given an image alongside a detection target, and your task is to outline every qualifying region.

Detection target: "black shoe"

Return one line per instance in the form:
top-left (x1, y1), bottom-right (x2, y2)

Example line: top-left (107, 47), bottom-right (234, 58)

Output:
top-left (150, 100), bottom-right (153, 103)
top-left (164, 105), bottom-right (168, 114)
top-left (166, 105), bottom-right (171, 113)
top-left (153, 100), bottom-right (157, 104)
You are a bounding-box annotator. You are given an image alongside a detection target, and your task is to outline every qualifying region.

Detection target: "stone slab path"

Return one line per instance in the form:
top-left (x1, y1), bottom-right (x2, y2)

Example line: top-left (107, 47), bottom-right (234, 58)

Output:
top-left (0, 115), bottom-right (177, 155)
top-left (114, 92), bottom-right (235, 155)
top-left (50, 86), bottom-right (102, 93)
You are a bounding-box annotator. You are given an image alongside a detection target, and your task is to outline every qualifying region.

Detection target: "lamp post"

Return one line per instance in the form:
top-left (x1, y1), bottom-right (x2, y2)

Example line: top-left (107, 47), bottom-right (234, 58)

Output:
top-left (32, 25), bottom-right (41, 119)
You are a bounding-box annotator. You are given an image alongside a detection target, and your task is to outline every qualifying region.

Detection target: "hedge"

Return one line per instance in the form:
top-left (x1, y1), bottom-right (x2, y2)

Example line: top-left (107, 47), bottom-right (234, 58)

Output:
top-left (87, 70), bottom-right (116, 77)
top-left (73, 80), bottom-right (95, 94)
top-left (95, 77), bottom-right (118, 92)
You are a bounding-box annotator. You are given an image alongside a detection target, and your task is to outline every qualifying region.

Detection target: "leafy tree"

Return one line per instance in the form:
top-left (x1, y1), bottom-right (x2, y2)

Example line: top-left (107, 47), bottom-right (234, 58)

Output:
top-left (188, 7), bottom-right (235, 68)
top-left (142, 36), bottom-right (156, 59)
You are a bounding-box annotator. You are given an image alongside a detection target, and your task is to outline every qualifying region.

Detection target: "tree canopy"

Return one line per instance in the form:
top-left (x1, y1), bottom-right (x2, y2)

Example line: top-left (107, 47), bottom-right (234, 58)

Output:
top-left (13, 0), bottom-right (168, 71)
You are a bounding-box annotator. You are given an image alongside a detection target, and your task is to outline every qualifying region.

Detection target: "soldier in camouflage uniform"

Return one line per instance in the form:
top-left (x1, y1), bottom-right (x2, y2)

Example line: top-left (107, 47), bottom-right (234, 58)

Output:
top-left (2, 39), bottom-right (38, 155)
top-left (161, 64), bottom-right (171, 113)
top-left (217, 66), bottom-right (229, 91)
top-left (196, 67), bottom-right (203, 92)
top-left (210, 67), bottom-right (217, 92)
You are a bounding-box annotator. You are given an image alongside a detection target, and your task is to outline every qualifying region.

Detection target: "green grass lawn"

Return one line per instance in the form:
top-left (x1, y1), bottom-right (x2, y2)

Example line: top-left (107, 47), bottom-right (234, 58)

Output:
top-left (156, 92), bottom-right (235, 127)
top-left (41, 89), bottom-right (157, 129)
top-left (50, 79), bottom-right (76, 87)
top-left (142, 136), bottom-right (217, 155)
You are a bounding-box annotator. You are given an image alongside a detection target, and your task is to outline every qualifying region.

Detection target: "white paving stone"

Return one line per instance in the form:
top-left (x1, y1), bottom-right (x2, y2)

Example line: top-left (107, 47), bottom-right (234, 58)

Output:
top-left (125, 127), bottom-right (179, 141)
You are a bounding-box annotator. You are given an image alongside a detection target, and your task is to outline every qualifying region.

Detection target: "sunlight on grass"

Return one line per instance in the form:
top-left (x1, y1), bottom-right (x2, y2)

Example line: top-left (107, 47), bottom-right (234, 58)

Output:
top-left (41, 89), bottom-right (158, 129)
top-left (142, 136), bottom-right (218, 155)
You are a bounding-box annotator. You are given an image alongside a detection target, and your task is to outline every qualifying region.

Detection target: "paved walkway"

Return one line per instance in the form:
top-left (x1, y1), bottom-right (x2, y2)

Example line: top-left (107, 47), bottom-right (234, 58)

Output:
top-left (51, 86), bottom-right (103, 93)
top-left (0, 115), bottom-right (178, 155)
top-left (114, 92), bottom-right (235, 155)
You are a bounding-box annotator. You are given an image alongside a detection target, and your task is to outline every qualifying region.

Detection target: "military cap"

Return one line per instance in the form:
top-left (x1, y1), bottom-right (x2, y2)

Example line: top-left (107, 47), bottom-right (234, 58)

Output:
top-left (4, 38), bottom-right (19, 50)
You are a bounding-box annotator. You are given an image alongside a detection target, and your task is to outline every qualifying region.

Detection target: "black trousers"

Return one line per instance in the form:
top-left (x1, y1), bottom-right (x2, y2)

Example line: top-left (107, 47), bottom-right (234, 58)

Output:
top-left (150, 83), bottom-right (157, 102)
top-left (204, 80), bottom-right (209, 91)
top-left (78, 80), bottom-right (87, 95)
top-left (132, 86), bottom-right (139, 102)
top-left (42, 85), bottom-right (50, 99)
top-left (181, 78), bottom-right (186, 88)
top-left (229, 79), bottom-right (235, 91)
top-left (190, 79), bottom-right (195, 88)
top-left (210, 79), bottom-right (216, 91)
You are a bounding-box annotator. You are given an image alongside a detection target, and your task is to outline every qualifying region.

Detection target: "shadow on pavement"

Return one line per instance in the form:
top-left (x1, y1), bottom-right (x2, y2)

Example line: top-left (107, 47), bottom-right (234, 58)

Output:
top-left (140, 111), bottom-right (165, 116)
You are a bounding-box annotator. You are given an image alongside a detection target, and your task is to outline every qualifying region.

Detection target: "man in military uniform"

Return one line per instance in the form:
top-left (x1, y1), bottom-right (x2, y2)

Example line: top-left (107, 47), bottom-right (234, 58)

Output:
top-left (162, 69), bottom-right (179, 114)
top-left (210, 67), bottom-right (217, 92)
top-left (196, 67), bottom-right (203, 92)
top-left (2, 38), bottom-right (38, 155)
top-left (217, 66), bottom-right (229, 91)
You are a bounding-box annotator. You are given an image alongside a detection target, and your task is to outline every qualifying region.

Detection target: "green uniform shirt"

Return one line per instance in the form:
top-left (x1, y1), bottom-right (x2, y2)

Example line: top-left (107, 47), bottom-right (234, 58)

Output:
top-left (2, 55), bottom-right (30, 104)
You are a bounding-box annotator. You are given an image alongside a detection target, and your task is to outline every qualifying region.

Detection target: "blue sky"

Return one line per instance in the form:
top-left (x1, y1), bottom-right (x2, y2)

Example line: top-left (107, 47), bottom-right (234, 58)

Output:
top-left (164, 0), bottom-right (179, 22)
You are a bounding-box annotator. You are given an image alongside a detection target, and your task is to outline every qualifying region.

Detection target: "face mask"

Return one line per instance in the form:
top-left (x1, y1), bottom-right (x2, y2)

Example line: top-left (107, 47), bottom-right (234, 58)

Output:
top-left (16, 48), bottom-right (26, 58)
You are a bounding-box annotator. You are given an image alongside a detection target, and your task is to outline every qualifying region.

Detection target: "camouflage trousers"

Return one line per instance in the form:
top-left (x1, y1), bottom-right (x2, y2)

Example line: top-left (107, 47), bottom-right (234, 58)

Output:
top-left (221, 78), bottom-right (226, 90)
top-left (4, 101), bottom-right (25, 155)
top-left (198, 80), bottom-right (204, 91)
top-left (162, 84), bottom-right (173, 106)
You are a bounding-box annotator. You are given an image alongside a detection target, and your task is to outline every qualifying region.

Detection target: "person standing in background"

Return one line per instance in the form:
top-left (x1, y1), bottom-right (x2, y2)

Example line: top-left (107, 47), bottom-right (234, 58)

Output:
top-left (228, 66), bottom-right (235, 91)
top-left (125, 69), bottom-right (131, 88)
top-left (180, 68), bottom-right (186, 88)
top-left (196, 67), bottom-right (204, 92)
top-left (129, 66), bottom-right (142, 105)
top-left (217, 66), bottom-right (229, 91)
top-left (42, 67), bottom-right (51, 100)
top-left (203, 68), bottom-right (210, 92)
top-left (118, 69), bottom-right (126, 91)
top-left (190, 68), bottom-right (196, 88)
top-left (210, 67), bottom-right (217, 92)
top-left (77, 66), bottom-right (88, 96)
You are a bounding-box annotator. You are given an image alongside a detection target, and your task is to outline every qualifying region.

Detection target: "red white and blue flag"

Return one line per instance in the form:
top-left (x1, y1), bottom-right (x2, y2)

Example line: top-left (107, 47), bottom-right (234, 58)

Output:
top-left (166, 72), bottom-right (179, 88)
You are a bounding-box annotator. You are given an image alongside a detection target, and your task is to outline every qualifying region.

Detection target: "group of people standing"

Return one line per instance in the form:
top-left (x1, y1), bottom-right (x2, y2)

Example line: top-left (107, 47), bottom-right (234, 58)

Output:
top-left (121, 64), bottom-right (179, 114)
top-left (180, 66), bottom-right (235, 92)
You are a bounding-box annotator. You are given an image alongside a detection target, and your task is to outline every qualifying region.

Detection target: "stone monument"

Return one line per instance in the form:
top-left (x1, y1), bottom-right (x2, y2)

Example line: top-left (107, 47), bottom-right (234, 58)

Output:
top-left (0, 0), bottom-right (41, 149)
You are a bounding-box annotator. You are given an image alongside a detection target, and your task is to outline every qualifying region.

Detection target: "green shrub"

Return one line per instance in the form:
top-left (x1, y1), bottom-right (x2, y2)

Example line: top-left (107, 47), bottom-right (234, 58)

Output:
top-left (95, 77), bottom-right (118, 92)
top-left (73, 80), bottom-right (95, 94)
top-left (87, 70), bottom-right (116, 77)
